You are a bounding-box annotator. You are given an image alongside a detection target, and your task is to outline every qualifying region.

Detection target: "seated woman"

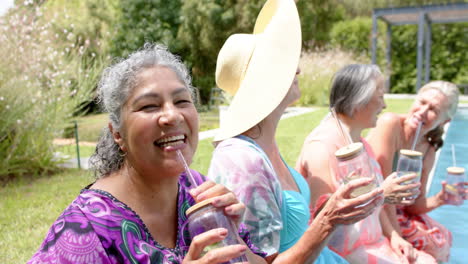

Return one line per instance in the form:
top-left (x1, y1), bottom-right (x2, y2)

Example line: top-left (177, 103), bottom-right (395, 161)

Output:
top-left (367, 80), bottom-right (462, 262)
top-left (296, 64), bottom-right (436, 264)
top-left (28, 44), bottom-right (266, 263)
top-left (208, 1), bottom-right (383, 263)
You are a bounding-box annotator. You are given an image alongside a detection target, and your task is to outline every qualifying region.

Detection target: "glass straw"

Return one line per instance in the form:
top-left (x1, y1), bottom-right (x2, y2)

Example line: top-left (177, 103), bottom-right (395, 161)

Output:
top-left (411, 121), bottom-right (423, 150)
top-left (331, 108), bottom-right (352, 144)
top-left (452, 144), bottom-right (457, 167)
top-left (176, 150), bottom-right (198, 188)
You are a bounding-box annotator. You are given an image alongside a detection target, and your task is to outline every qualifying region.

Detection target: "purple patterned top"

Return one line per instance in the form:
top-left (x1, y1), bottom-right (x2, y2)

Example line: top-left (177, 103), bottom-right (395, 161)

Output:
top-left (28, 170), bottom-right (264, 264)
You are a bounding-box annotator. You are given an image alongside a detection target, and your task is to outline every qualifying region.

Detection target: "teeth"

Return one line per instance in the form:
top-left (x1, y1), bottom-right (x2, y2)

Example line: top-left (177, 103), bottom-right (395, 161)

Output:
top-left (156, 135), bottom-right (185, 144)
top-left (159, 140), bottom-right (184, 148)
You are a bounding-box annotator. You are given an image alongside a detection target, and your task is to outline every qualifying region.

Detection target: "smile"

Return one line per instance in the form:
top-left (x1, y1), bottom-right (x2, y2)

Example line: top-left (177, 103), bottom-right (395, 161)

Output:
top-left (154, 134), bottom-right (186, 148)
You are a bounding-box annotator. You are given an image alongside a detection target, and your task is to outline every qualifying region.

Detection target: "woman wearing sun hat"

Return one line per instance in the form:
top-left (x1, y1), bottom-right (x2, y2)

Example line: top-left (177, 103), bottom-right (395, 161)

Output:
top-left (207, 0), bottom-right (384, 263)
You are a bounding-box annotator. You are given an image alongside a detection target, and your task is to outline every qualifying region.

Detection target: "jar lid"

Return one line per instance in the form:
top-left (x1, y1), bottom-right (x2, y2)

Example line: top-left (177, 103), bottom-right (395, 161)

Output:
top-left (186, 197), bottom-right (216, 216)
top-left (400, 149), bottom-right (423, 157)
top-left (335, 142), bottom-right (364, 160)
top-left (447, 167), bottom-right (465, 174)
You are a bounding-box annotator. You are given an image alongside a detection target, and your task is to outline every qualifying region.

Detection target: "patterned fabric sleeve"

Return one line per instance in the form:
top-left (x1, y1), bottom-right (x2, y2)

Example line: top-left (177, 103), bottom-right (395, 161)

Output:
top-left (28, 203), bottom-right (112, 264)
top-left (208, 137), bottom-right (283, 257)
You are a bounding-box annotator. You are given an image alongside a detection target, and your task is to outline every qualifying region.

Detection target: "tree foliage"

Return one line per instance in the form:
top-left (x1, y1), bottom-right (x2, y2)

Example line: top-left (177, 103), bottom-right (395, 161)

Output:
top-left (111, 0), bottom-right (182, 59)
top-left (329, 17), bottom-right (467, 93)
top-left (176, 0), bottom-right (263, 103)
top-left (0, 1), bottom-right (106, 177)
top-left (296, 0), bottom-right (345, 48)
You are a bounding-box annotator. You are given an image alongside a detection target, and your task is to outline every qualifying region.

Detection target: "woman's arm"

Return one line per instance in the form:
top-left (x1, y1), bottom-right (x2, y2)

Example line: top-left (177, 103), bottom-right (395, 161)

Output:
top-left (379, 209), bottom-right (416, 263)
top-left (288, 141), bottom-right (384, 264)
top-left (272, 177), bottom-right (383, 264)
top-left (367, 113), bottom-right (405, 237)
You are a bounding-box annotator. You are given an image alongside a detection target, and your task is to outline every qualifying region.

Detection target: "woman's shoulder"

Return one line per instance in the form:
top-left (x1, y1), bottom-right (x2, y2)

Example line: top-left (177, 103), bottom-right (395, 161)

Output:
top-left (28, 192), bottom-right (109, 263)
top-left (377, 112), bottom-right (403, 128)
top-left (216, 136), bottom-right (262, 151)
top-left (213, 136), bottom-right (270, 165)
top-left (369, 112), bottom-right (404, 142)
top-left (209, 137), bottom-right (279, 192)
top-left (303, 118), bottom-right (341, 144)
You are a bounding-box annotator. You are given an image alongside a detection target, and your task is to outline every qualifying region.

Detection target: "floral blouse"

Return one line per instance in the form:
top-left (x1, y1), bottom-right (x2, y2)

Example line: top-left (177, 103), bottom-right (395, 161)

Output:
top-left (208, 136), bottom-right (283, 256)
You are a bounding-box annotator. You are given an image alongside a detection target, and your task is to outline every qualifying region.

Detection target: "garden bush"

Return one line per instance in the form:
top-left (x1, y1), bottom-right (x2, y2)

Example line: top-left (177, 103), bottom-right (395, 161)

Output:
top-left (0, 2), bottom-right (105, 178)
top-left (296, 49), bottom-right (368, 106)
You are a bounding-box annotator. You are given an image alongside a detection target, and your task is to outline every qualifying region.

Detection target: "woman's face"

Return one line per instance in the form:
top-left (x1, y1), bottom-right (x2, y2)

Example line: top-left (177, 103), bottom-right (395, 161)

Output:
top-left (116, 66), bottom-right (199, 176)
top-left (407, 88), bottom-right (449, 132)
top-left (354, 76), bottom-right (386, 128)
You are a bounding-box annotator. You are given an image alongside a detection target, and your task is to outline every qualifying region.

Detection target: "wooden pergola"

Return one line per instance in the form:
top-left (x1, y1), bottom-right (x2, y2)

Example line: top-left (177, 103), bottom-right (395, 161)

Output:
top-left (371, 2), bottom-right (468, 91)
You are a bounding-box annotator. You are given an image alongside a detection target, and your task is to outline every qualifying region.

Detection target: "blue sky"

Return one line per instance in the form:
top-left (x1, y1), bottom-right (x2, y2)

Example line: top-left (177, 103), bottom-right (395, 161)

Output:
top-left (0, 0), bottom-right (14, 17)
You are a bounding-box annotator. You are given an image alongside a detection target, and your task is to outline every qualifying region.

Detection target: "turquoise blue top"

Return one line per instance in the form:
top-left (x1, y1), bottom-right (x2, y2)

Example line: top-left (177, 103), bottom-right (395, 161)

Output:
top-left (279, 164), bottom-right (310, 251)
top-left (209, 135), bottom-right (348, 263)
top-left (281, 164), bottom-right (348, 263)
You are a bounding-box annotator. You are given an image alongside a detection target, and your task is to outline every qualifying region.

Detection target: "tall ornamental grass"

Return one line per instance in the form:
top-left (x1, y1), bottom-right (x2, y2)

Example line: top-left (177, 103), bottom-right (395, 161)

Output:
top-left (0, 2), bottom-right (104, 178)
top-left (296, 49), bottom-right (369, 106)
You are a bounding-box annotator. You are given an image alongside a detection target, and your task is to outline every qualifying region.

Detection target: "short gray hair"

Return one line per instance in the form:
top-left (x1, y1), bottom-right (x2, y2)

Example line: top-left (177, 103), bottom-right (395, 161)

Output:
top-left (418, 80), bottom-right (459, 119)
top-left (89, 43), bottom-right (196, 178)
top-left (329, 64), bottom-right (383, 117)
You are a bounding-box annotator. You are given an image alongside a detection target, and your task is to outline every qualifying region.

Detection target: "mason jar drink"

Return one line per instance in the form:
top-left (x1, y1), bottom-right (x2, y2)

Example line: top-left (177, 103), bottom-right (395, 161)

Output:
top-left (396, 149), bottom-right (423, 200)
top-left (396, 149), bottom-right (423, 184)
top-left (335, 142), bottom-right (377, 198)
top-left (444, 167), bottom-right (466, 206)
top-left (186, 198), bottom-right (247, 263)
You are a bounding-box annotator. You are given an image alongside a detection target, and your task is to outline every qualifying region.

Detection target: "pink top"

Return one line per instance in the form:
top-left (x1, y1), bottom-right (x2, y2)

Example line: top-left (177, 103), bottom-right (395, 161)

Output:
top-left (297, 115), bottom-right (402, 264)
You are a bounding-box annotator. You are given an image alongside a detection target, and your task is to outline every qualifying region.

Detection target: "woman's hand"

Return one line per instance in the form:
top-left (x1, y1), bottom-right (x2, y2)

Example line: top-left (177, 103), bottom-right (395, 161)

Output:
top-left (318, 178), bottom-right (384, 226)
top-left (390, 232), bottom-right (416, 264)
top-left (382, 172), bottom-right (421, 205)
top-left (190, 180), bottom-right (245, 227)
top-left (438, 180), bottom-right (468, 204)
top-left (462, 182), bottom-right (468, 200)
top-left (183, 228), bottom-right (248, 264)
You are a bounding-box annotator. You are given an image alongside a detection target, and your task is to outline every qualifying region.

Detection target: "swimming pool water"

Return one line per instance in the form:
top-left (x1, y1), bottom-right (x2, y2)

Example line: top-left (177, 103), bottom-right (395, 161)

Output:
top-left (428, 106), bottom-right (468, 264)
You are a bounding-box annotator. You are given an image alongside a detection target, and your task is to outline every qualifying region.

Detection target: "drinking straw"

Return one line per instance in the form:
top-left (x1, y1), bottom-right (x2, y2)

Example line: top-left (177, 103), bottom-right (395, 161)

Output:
top-left (411, 121), bottom-right (423, 150)
top-left (452, 144), bottom-right (457, 167)
top-left (176, 150), bottom-right (198, 188)
top-left (331, 108), bottom-right (353, 144)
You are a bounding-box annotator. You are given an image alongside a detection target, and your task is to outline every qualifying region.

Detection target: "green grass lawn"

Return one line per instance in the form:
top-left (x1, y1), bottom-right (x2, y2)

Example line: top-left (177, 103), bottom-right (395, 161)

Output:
top-left (73, 113), bottom-right (108, 142)
top-left (1, 100), bottom-right (412, 263)
top-left (0, 169), bottom-right (94, 263)
top-left (55, 144), bottom-right (96, 159)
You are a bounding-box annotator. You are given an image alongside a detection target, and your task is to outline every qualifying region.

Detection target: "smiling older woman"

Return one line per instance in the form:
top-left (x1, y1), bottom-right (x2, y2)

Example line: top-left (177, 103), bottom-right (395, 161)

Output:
top-left (367, 80), bottom-right (461, 262)
top-left (28, 44), bottom-right (266, 264)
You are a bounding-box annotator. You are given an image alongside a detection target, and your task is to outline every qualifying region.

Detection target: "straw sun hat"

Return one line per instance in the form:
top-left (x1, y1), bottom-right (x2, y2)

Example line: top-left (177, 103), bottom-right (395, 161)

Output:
top-left (214, 0), bottom-right (302, 141)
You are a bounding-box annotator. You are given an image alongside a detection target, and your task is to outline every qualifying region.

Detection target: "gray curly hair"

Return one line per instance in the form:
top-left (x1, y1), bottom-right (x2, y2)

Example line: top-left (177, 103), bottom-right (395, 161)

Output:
top-left (89, 43), bottom-right (197, 178)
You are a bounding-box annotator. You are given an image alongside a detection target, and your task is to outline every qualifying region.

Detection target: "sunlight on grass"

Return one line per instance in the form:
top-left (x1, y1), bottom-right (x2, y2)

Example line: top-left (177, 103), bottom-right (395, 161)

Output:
top-left (0, 169), bottom-right (94, 263)
top-left (55, 144), bottom-right (96, 159)
top-left (74, 113), bottom-right (108, 142)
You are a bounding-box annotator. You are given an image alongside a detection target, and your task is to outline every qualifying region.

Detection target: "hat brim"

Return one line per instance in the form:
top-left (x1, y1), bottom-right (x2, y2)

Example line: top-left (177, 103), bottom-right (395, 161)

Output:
top-left (214, 0), bottom-right (301, 141)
